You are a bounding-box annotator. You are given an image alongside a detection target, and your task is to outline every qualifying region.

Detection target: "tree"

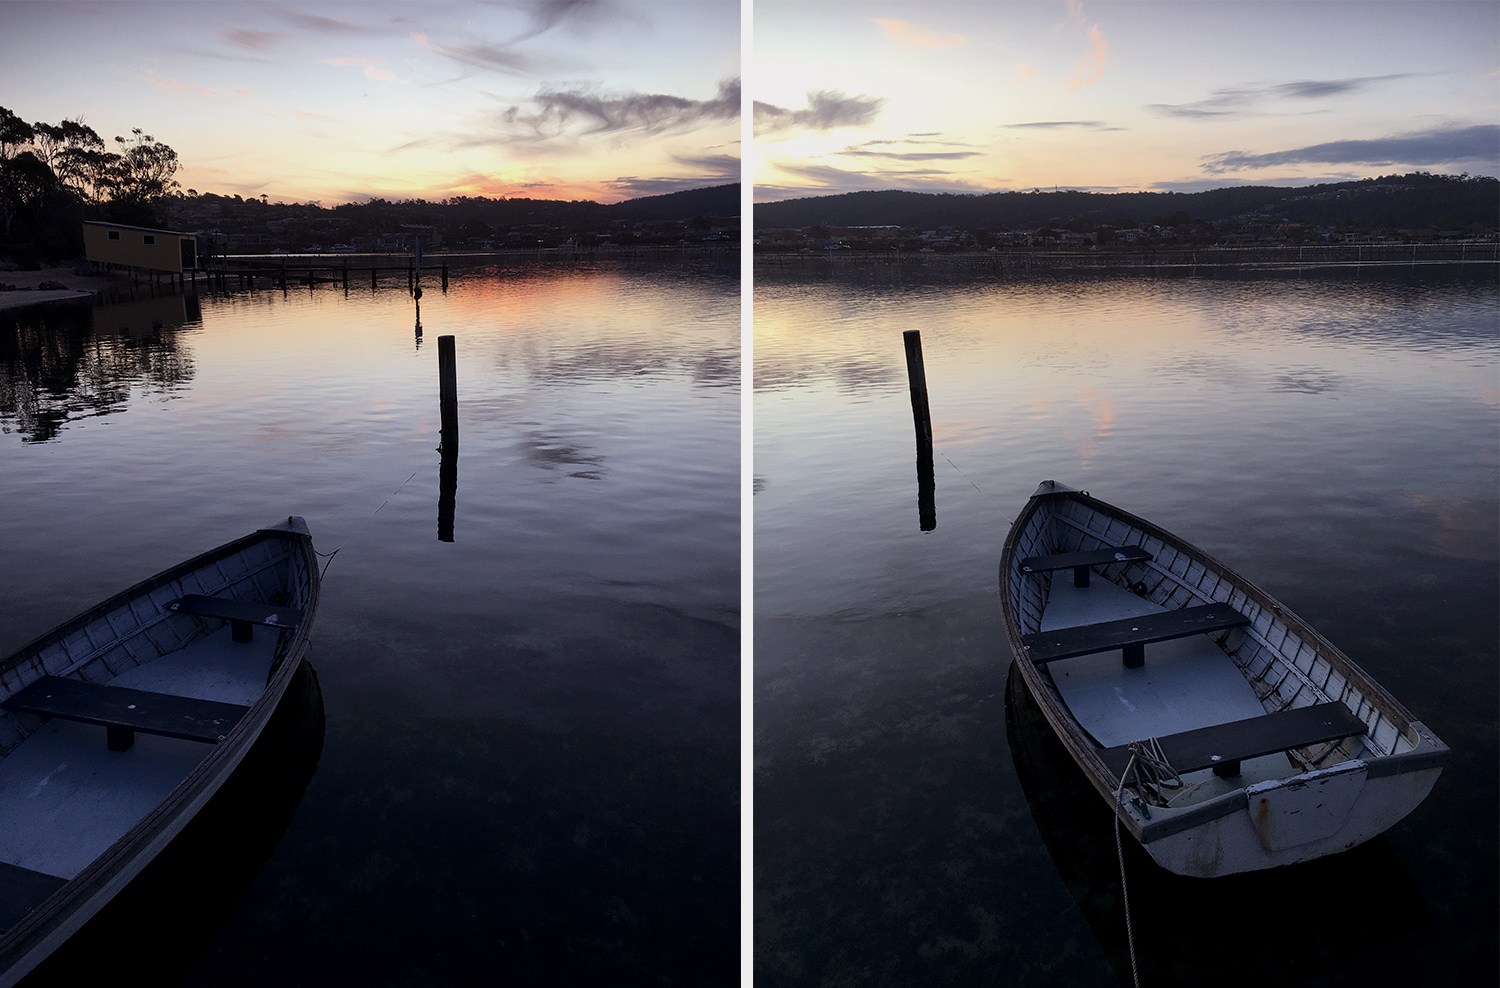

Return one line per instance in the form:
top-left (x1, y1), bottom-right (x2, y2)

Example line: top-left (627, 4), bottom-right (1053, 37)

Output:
top-left (0, 151), bottom-right (59, 237)
top-left (110, 128), bottom-right (180, 205)
top-left (34, 118), bottom-right (106, 202)
top-left (0, 106), bottom-right (34, 160)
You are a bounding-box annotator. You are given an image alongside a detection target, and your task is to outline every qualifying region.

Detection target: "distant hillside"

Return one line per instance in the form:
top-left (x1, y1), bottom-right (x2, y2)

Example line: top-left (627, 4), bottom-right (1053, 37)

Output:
top-left (609, 184), bottom-right (739, 221)
top-left (754, 174), bottom-right (1498, 232)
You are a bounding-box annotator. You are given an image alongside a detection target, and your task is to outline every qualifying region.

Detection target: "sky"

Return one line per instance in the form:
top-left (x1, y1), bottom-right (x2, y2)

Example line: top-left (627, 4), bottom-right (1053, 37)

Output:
top-left (0, 0), bottom-right (740, 205)
top-left (753, 0), bottom-right (1500, 201)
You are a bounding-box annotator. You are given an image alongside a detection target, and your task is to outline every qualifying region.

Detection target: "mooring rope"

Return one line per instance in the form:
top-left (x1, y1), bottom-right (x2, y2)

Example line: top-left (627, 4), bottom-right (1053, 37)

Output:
top-left (309, 464), bottom-right (426, 579)
top-left (1113, 737), bottom-right (1183, 988)
top-left (1114, 753), bottom-right (1144, 988)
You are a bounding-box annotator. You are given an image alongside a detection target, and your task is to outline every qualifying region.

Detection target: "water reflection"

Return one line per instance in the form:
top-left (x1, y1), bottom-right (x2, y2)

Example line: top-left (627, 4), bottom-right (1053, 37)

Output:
top-left (0, 296), bottom-right (197, 442)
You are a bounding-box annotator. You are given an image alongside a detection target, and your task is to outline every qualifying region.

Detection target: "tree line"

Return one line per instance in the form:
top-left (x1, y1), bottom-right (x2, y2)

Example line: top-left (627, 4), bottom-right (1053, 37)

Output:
top-left (0, 105), bottom-right (180, 265)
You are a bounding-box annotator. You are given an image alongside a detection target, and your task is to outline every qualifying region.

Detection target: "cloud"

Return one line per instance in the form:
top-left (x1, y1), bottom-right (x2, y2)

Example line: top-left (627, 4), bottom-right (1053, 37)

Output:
top-left (505, 0), bottom-right (623, 43)
top-left (1067, 23), bottom-right (1109, 91)
top-left (223, 27), bottom-right (279, 51)
top-left (415, 32), bottom-right (540, 74)
top-left (759, 159), bottom-right (990, 199)
top-left (840, 136), bottom-right (979, 162)
top-left (1151, 74), bottom-right (1414, 118)
top-left (605, 150), bottom-right (741, 197)
top-left (872, 17), bottom-right (967, 49)
top-left (503, 77), bottom-right (739, 139)
top-left (1003, 120), bottom-right (1120, 131)
top-left (754, 91), bottom-right (884, 136)
top-left (142, 70), bottom-right (220, 98)
top-left (1202, 124), bottom-right (1500, 173)
top-left (324, 56), bottom-right (394, 81)
top-left (268, 6), bottom-right (391, 37)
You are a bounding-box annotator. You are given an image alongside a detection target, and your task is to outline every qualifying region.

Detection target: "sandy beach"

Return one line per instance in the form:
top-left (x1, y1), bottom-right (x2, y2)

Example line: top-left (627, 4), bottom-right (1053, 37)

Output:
top-left (0, 265), bottom-right (132, 312)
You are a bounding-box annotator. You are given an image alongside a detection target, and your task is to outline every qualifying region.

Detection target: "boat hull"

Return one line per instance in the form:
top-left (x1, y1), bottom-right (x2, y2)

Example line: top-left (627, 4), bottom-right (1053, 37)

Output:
top-left (999, 482), bottom-right (1447, 878)
top-left (0, 518), bottom-right (320, 985)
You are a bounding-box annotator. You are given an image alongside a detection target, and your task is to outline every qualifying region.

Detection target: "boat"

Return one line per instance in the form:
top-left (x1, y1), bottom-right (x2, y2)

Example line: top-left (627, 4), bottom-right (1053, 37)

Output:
top-left (0, 518), bottom-right (320, 985)
top-left (999, 481), bottom-right (1447, 878)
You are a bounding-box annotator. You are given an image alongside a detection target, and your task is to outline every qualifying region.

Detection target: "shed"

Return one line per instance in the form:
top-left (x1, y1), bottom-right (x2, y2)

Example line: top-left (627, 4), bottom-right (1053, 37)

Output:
top-left (83, 221), bottom-right (197, 274)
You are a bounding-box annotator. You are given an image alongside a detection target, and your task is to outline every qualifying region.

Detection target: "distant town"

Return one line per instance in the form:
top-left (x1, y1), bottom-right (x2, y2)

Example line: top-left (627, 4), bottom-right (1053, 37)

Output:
top-left (159, 185), bottom-right (740, 259)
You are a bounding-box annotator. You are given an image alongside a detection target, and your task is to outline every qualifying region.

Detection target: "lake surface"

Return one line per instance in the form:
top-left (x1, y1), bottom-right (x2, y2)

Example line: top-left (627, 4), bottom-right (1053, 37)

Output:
top-left (753, 264), bottom-right (1498, 986)
top-left (1, 259), bottom-right (740, 985)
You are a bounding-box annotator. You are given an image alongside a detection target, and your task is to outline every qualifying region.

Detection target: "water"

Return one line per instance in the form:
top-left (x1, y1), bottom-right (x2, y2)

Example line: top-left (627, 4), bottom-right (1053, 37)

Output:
top-left (1, 261), bottom-right (740, 985)
top-left (753, 265), bottom-right (1498, 986)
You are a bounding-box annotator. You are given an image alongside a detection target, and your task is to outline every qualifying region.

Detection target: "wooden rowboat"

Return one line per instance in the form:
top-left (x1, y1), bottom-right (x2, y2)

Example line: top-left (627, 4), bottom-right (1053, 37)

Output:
top-left (1000, 482), bottom-right (1446, 878)
top-left (0, 518), bottom-right (320, 985)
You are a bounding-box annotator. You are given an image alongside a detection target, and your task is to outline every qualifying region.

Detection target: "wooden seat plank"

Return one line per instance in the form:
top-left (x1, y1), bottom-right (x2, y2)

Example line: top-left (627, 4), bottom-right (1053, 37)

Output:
top-left (169, 594), bottom-right (302, 643)
top-left (1019, 545), bottom-right (1152, 588)
top-left (1098, 701), bottom-right (1367, 779)
top-left (1023, 601), bottom-right (1249, 667)
top-left (3, 676), bottom-right (249, 751)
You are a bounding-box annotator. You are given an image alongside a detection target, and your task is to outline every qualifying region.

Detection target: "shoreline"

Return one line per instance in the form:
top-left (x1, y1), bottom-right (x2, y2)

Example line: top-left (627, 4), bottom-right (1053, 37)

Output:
top-left (0, 266), bottom-right (132, 312)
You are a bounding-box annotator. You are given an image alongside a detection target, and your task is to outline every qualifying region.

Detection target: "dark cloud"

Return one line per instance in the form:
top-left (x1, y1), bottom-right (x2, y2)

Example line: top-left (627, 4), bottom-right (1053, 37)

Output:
top-left (1203, 124), bottom-right (1500, 173)
top-left (504, 77), bottom-right (739, 138)
top-left (603, 150), bottom-right (740, 197)
top-left (506, 0), bottom-right (616, 43)
top-left (839, 148), bottom-right (980, 162)
top-left (1150, 74), bottom-right (1413, 118)
top-left (1003, 120), bottom-right (1121, 131)
top-left (419, 36), bottom-right (540, 74)
top-left (838, 136), bottom-right (979, 162)
top-left (754, 91), bottom-right (884, 136)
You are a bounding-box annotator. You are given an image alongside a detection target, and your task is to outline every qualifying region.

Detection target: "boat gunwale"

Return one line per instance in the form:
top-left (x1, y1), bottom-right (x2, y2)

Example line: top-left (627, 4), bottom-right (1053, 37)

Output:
top-left (0, 518), bottom-right (320, 984)
top-left (999, 483), bottom-right (1448, 845)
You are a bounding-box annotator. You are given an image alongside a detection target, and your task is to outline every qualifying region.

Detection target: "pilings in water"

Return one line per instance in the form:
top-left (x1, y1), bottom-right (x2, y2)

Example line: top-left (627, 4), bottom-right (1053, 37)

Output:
top-left (904, 330), bottom-right (936, 531)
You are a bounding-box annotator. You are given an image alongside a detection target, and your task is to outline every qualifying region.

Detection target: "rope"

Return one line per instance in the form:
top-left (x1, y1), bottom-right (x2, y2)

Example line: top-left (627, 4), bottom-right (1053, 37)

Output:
top-left (1114, 753), bottom-right (1144, 988)
top-left (1112, 737), bottom-right (1182, 988)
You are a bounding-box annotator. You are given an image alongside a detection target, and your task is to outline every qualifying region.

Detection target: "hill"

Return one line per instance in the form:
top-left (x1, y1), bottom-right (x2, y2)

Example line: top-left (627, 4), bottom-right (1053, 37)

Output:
top-left (754, 174), bottom-right (1498, 234)
top-left (608, 184), bottom-right (739, 221)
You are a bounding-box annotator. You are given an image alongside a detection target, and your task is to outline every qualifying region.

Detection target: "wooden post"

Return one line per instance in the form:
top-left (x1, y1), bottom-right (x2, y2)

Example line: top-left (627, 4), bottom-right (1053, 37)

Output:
top-left (904, 330), bottom-right (936, 532)
top-left (441, 264), bottom-right (449, 290)
top-left (904, 330), bottom-right (933, 449)
top-left (438, 438), bottom-right (457, 543)
top-left (438, 335), bottom-right (458, 453)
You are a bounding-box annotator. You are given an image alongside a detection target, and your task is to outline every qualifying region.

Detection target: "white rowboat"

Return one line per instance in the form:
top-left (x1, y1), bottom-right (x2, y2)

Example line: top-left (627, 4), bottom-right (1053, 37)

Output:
top-left (0, 518), bottom-right (320, 984)
top-left (999, 482), bottom-right (1446, 878)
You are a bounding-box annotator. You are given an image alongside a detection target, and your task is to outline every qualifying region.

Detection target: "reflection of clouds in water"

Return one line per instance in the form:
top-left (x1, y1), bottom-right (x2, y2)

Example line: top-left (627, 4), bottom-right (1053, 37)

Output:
top-left (519, 430), bottom-right (606, 481)
top-left (528, 341), bottom-right (737, 389)
top-left (1400, 492), bottom-right (1499, 563)
top-left (1270, 368), bottom-right (1346, 396)
top-left (752, 355), bottom-right (900, 394)
top-left (1073, 386), bottom-right (1115, 466)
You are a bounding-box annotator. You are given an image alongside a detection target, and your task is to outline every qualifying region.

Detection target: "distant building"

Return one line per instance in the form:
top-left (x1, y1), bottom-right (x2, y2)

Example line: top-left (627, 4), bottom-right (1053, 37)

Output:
top-left (83, 221), bottom-right (197, 274)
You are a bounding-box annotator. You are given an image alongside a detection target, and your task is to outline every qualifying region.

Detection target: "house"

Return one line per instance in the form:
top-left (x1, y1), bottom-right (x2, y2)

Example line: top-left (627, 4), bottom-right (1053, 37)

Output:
top-left (83, 221), bottom-right (197, 274)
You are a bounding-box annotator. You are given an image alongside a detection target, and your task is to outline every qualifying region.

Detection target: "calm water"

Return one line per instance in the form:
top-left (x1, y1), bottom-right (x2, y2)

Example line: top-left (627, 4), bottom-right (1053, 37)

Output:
top-left (754, 265), bottom-right (1498, 986)
top-left (1, 261), bottom-right (739, 984)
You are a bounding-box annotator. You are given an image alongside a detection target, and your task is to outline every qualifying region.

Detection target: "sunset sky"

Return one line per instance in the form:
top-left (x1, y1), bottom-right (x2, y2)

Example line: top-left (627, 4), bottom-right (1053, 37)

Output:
top-left (753, 0), bottom-right (1499, 201)
top-left (0, 0), bottom-right (739, 205)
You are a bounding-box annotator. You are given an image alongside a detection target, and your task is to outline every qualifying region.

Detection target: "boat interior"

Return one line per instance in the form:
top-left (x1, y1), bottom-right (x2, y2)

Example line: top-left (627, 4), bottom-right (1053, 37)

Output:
top-left (1010, 496), bottom-right (1406, 809)
top-left (0, 626), bottom-right (278, 884)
